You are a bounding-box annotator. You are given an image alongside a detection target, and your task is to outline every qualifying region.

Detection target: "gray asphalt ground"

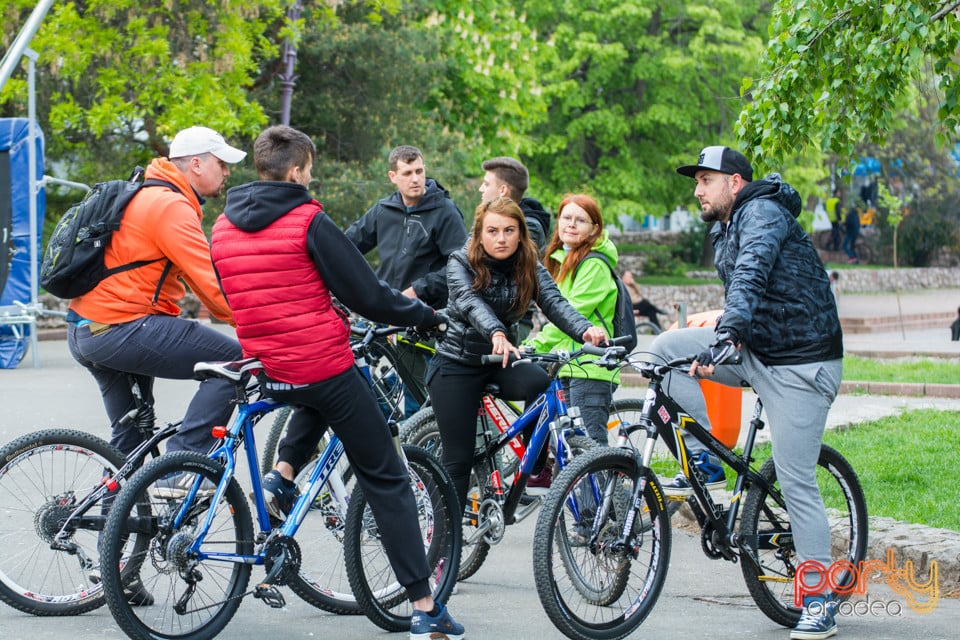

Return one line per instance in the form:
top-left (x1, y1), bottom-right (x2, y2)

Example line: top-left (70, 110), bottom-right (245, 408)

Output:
top-left (2, 290), bottom-right (959, 640)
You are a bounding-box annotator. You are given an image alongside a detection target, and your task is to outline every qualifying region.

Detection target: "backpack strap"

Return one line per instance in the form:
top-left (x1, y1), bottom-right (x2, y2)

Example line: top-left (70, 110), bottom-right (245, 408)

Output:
top-left (572, 251), bottom-right (616, 332)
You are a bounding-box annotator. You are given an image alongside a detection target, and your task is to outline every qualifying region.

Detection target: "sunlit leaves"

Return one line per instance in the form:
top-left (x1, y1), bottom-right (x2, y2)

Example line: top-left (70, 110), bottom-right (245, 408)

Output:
top-left (739, 0), bottom-right (960, 169)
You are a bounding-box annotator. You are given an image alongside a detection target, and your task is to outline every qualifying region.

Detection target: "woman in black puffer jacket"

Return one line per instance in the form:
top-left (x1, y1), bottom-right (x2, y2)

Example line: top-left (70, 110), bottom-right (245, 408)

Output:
top-left (428, 196), bottom-right (607, 512)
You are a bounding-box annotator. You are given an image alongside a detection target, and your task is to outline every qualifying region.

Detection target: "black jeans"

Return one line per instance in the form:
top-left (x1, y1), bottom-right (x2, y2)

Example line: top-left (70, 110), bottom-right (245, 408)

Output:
top-left (426, 354), bottom-right (551, 511)
top-left (68, 315), bottom-right (242, 456)
top-left (266, 365), bottom-right (431, 601)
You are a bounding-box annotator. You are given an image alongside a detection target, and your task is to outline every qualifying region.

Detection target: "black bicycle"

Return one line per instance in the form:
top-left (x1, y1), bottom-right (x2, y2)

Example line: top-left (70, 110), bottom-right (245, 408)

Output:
top-left (533, 353), bottom-right (868, 640)
top-left (0, 377), bottom-right (257, 616)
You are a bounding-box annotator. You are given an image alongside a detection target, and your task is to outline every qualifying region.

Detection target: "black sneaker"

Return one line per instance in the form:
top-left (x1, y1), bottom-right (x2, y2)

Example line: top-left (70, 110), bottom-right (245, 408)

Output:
top-left (662, 451), bottom-right (725, 497)
top-left (791, 596), bottom-right (837, 640)
top-left (410, 603), bottom-right (465, 640)
top-left (262, 469), bottom-right (299, 522)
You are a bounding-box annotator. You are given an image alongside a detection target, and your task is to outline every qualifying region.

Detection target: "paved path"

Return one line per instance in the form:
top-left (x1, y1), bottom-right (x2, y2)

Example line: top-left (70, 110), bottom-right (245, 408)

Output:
top-left (1, 335), bottom-right (959, 639)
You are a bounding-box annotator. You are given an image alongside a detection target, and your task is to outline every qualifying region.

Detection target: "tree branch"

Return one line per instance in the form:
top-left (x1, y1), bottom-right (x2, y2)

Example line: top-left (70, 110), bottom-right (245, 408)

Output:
top-left (931, 1), bottom-right (960, 22)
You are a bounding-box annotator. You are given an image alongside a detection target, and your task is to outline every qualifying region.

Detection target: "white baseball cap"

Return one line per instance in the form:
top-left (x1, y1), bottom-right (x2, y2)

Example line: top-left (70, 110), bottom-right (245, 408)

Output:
top-left (168, 126), bottom-right (247, 163)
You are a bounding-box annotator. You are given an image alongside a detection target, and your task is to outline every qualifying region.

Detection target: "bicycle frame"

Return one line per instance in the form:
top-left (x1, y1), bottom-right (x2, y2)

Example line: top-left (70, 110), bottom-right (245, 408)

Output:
top-left (472, 372), bottom-right (584, 526)
top-left (615, 366), bottom-right (784, 560)
top-left (49, 421), bottom-right (181, 557)
top-left (173, 394), bottom-right (355, 567)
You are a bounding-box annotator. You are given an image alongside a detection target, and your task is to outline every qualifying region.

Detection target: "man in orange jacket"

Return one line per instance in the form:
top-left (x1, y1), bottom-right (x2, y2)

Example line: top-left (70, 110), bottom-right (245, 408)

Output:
top-left (67, 126), bottom-right (244, 469)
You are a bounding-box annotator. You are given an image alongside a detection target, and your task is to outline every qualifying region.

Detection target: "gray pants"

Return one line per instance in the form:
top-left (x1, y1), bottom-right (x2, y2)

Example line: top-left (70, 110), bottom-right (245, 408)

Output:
top-left (68, 314), bottom-right (242, 456)
top-left (649, 327), bottom-right (843, 572)
top-left (564, 377), bottom-right (615, 445)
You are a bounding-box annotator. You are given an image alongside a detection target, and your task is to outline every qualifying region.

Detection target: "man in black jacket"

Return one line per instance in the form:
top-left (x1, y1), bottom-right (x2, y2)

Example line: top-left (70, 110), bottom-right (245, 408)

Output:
top-left (479, 156), bottom-right (551, 340)
top-left (346, 146), bottom-right (466, 308)
top-left (650, 146), bottom-right (844, 640)
top-left (346, 146), bottom-right (467, 418)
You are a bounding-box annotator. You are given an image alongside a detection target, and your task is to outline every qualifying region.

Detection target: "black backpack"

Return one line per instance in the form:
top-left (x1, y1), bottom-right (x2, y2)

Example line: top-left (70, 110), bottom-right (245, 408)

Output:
top-left (573, 252), bottom-right (638, 353)
top-left (40, 167), bottom-right (181, 299)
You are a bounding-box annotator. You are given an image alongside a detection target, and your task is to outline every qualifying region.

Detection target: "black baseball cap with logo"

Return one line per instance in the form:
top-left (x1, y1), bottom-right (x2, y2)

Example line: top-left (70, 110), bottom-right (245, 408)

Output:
top-left (676, 146), bottom-right (753, 182)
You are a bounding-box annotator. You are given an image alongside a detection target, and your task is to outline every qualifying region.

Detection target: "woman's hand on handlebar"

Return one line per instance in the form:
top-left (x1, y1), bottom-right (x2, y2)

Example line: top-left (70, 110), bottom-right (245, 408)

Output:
top-left (582, 326), bottom-right (608, 347)
top-left (490, 330), bottom-right (521, 368)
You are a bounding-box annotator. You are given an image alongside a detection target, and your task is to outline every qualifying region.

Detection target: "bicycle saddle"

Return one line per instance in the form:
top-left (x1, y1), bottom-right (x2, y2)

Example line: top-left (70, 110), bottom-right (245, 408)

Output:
top-left (194, 357), bottom-right (263, 381)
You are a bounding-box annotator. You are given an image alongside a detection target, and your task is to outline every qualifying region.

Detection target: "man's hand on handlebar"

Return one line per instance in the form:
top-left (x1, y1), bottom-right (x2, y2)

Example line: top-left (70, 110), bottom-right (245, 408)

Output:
top-left (690, 329), bottom-right (741, 377)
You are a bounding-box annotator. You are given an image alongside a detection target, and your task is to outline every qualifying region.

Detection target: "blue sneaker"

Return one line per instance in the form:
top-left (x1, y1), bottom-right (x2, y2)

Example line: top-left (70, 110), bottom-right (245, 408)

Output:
top-left (410, 603), bottom-right (465, 640)
top-left (791, 595), bottom-right (837, 640)
top-left (663, 451), bottom-right (725, 496)
top-left (262, 469), bottom-right (300, 522)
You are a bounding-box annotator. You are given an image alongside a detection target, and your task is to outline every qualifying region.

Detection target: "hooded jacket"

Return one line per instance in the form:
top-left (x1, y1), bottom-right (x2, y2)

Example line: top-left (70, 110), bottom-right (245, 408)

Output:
top-left (212, 181), bottom-right (435, 384)
top-left (345, 178), bottom-right (467, 308)
top-left (68, 158), bottom-right (232, 325)
top-left (520, 197), bottom-right (551, 253)
top-left (436, 248), bottom-right (593, 366)
top-left (525, 231), bottom-right (620, 383)
top-left (713, 174), bottom-right (843, 365)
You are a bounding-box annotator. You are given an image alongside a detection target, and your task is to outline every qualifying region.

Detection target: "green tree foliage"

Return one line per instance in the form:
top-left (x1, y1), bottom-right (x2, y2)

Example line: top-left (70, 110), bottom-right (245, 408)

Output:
top-left (1, 0), bottom-right (290, 181)
top-left (738, 0), bottom-right (960, 169)
top-left (520, 0), bottom-right (767, 219)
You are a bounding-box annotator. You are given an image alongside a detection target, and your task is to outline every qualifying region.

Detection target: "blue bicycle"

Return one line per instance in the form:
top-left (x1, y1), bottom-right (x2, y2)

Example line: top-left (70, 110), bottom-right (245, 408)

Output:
top-left (97, 357), bottom-right (460, 640)
top-left (404, 337), bottom-right (633, 580)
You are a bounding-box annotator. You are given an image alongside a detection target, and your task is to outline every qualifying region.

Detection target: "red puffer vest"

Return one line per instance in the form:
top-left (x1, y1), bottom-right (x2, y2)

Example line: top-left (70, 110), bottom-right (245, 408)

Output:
top-left (211, 202), bottom-right (353, 384)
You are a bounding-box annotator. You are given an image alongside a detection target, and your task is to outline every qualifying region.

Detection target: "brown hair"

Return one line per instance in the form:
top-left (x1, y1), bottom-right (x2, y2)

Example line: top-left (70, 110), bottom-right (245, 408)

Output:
top-left (466, 196), bottom-right (540, 313)
top-left (544, 193), bottom-right (604, 282)
top-left (481, 156), bottom-right (529, 201)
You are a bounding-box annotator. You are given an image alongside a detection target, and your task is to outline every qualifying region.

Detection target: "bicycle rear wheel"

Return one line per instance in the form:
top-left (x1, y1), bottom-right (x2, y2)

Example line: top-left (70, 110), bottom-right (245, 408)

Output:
top-left (286, 435), bottom-right (362, 614)
top-left (343, 445), bottom-right (460, 632)
top-left (0, 429), bottom-right (126, 616)
top-left (739, 444), bottom-right (868, 627)
top-left (533, 447), bottom-right (671, 640)
top-left (100, 452), bottom-right (253, 640)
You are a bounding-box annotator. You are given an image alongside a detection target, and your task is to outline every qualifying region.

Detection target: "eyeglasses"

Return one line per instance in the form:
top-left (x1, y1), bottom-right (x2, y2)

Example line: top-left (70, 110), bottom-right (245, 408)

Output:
top-left (558, 214), bottom-right (594, 227)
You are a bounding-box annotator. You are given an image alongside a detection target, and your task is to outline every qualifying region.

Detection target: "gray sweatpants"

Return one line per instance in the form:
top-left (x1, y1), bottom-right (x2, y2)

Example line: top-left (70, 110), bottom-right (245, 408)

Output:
top-left (648, 327), bottom-right (843, 573)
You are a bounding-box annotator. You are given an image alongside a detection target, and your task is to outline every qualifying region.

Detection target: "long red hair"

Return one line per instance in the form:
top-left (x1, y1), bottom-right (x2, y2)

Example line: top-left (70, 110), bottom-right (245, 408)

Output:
top-left (544, 193), bottom-right (604, 282)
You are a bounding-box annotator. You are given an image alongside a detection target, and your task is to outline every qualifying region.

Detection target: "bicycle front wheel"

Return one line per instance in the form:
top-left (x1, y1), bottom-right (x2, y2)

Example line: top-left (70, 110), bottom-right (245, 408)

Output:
top-left (739, 444), bottom-right (868, 627)
top-left (0, 429), bottom-right (126, 616)
top-left (343, 445), bottom-right (460, 632)
top-left (533, 448), bottom-right (671, 640)
top-left (100, 452), bottom-right (253, 640)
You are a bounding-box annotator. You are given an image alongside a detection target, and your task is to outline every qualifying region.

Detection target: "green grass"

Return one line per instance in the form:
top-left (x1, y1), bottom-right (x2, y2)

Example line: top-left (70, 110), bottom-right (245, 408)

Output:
top-left (843, 355), bottom-right (960, 384)
top-left (747, 409), bottom-right (960, 531)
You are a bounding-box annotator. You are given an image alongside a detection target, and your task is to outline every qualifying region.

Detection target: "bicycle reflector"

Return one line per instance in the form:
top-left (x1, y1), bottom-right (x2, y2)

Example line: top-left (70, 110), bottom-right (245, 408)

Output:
top-left (211, 426), bottom-right (228, 439)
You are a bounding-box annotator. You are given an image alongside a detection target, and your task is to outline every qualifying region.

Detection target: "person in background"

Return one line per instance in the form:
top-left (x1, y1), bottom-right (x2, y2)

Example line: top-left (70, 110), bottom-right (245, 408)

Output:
top-left (951, 306), bottom-right (960, 341)
top-left (829, 270), bottom-right (840, 303)
top-left (428, 196), bottom-right (607, 513)
top-left (479, 156), bottom-right (552, 341)
top-left (211, 125), bottom-right (463, 639)
top-left (842, 206), bottom-right (861, 264)
top-left (345, 145), bottom-right (467, 418)
top-left (622, 270), bottom-right (669, 330)
top-left (652, 145), bottom-right (843, 640)
top-left (524, 193), bottom-right (620, 454)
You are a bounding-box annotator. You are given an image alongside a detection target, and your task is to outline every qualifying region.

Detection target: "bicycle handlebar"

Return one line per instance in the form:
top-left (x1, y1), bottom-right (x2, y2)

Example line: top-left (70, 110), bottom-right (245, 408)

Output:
top-left (480, 335), bottom-right (634, 367)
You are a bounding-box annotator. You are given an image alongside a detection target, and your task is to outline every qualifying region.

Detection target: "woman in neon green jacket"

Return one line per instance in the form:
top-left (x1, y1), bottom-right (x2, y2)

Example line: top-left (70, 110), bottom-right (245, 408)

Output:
top-left (525, 193), bottom-right (620, 445)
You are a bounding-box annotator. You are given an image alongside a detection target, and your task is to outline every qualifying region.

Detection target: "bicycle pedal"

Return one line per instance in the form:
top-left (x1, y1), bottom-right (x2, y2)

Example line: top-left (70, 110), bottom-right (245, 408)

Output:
top-left (254, 583), bottom-right (286, 608)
